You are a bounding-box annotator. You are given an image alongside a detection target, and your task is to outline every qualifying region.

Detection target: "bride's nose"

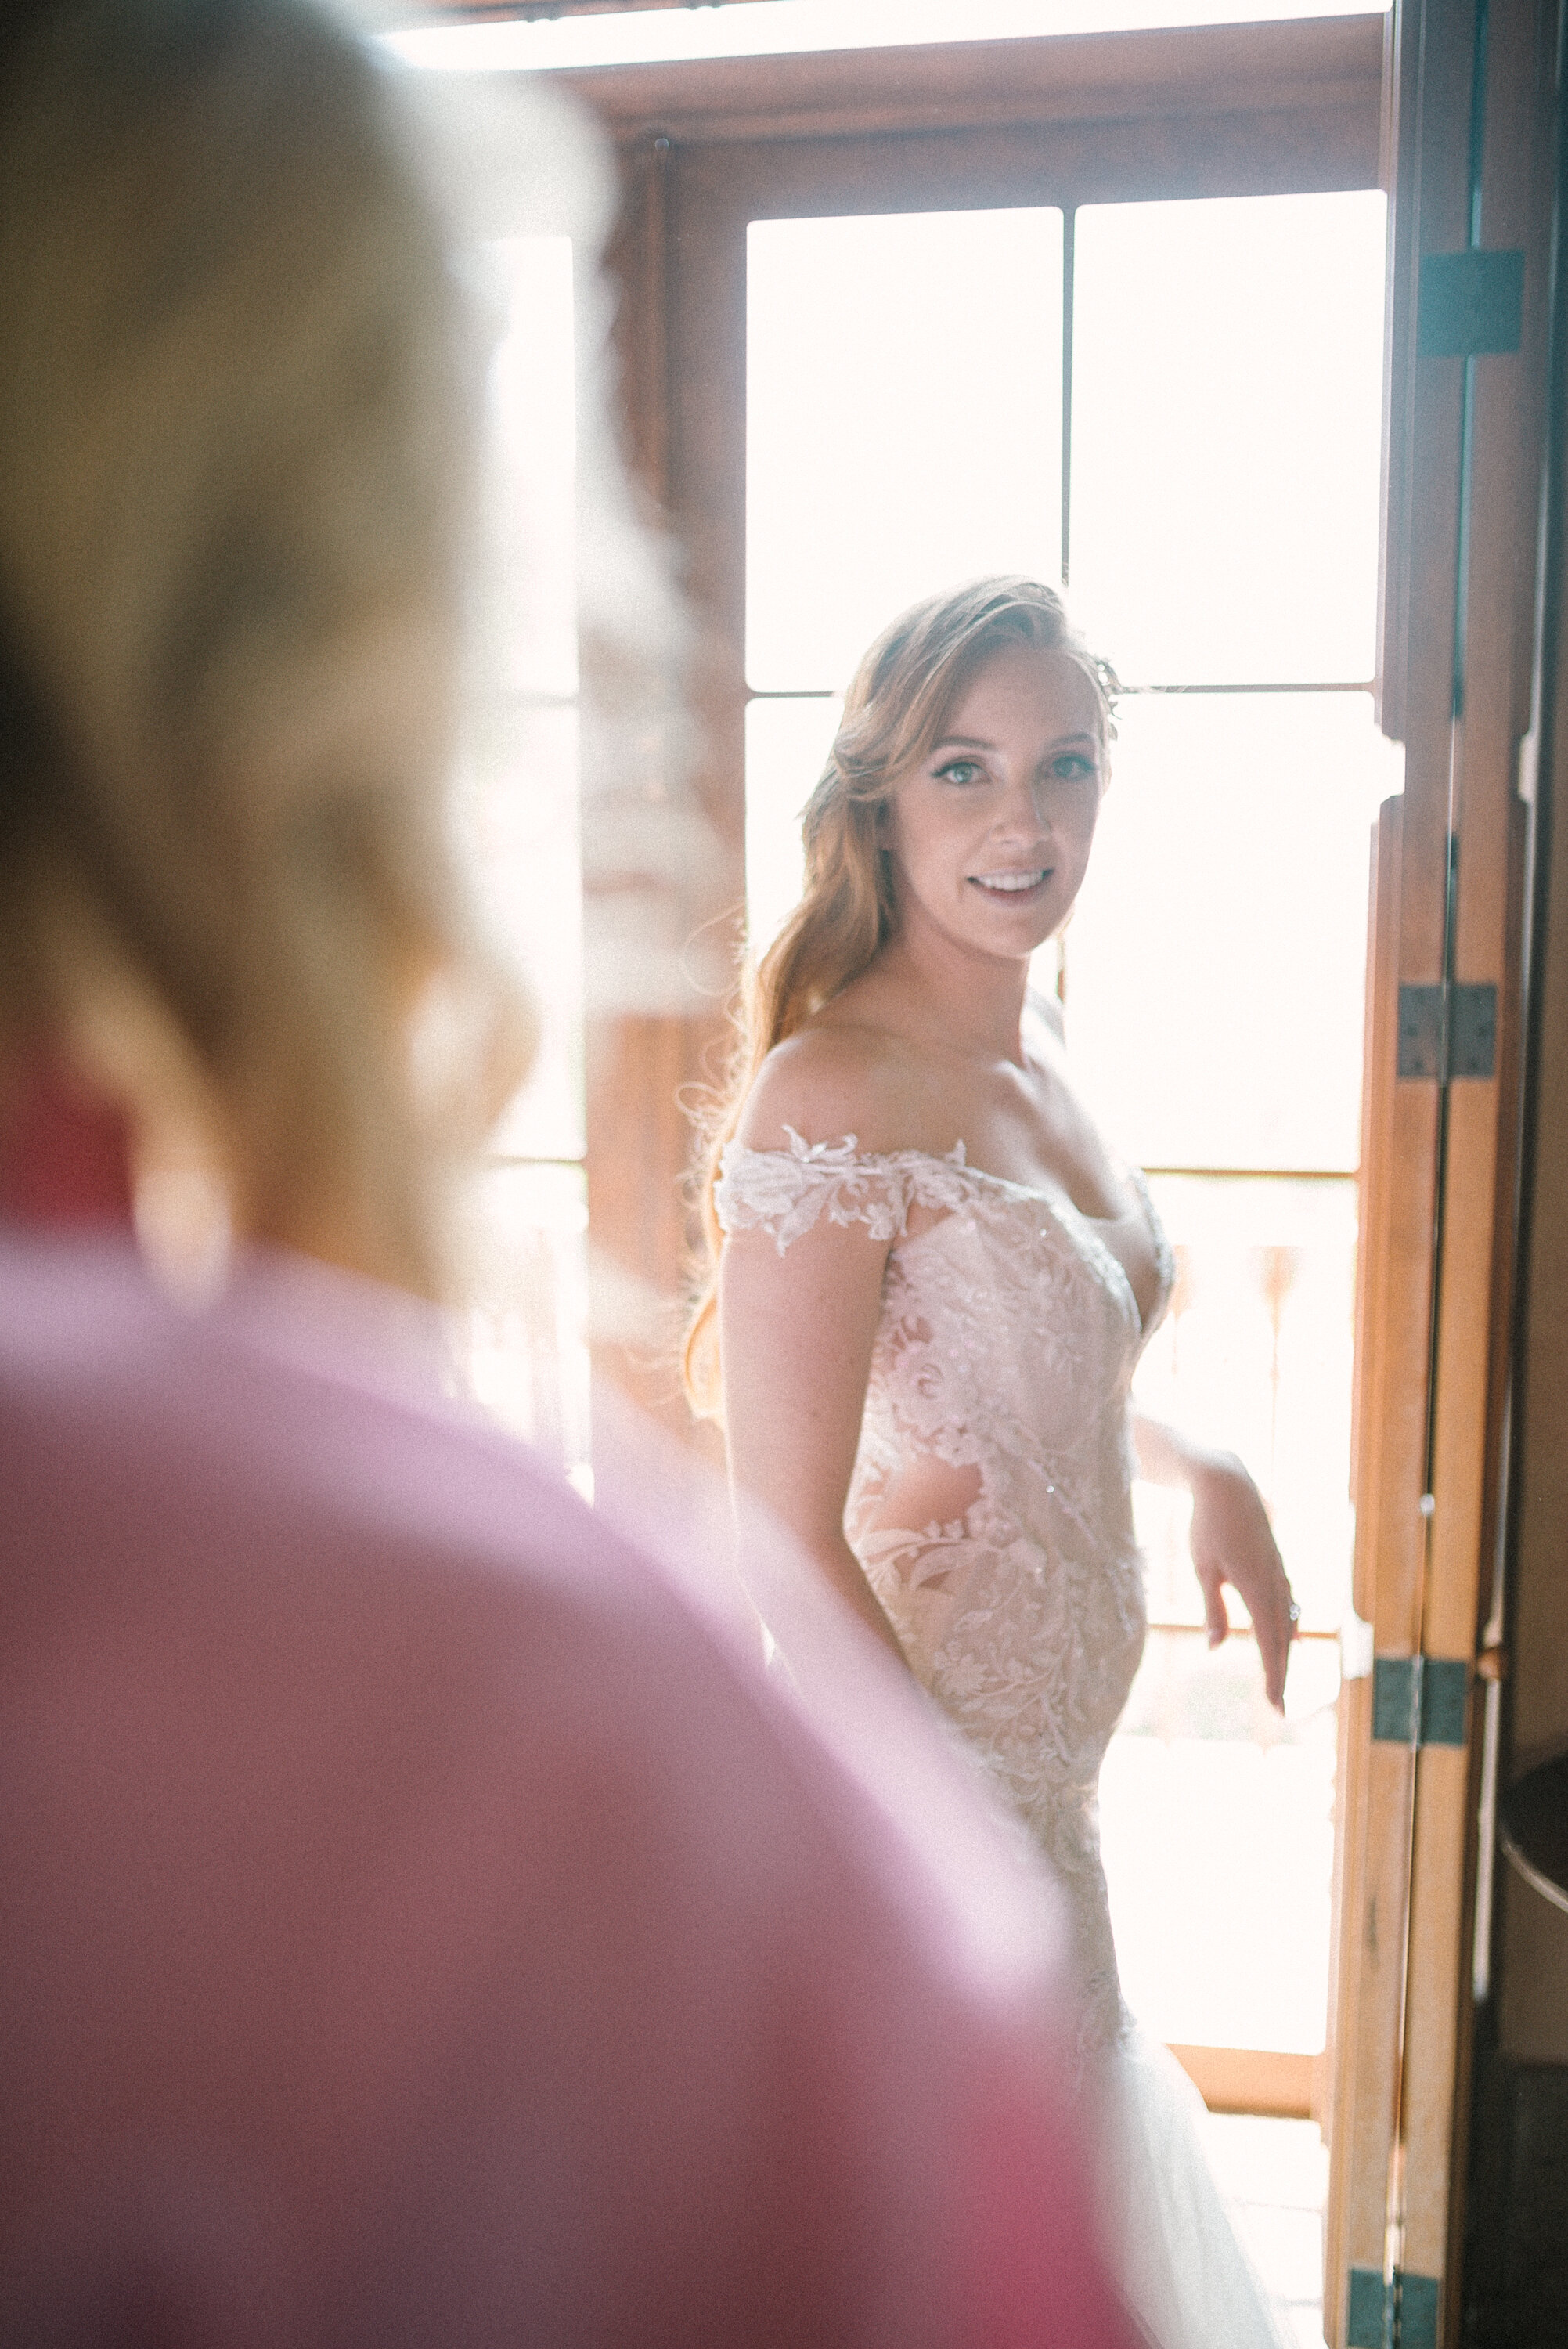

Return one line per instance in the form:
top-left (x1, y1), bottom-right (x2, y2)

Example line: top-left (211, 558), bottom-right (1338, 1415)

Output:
top-left (990, 770), bottom-right (1053, 843)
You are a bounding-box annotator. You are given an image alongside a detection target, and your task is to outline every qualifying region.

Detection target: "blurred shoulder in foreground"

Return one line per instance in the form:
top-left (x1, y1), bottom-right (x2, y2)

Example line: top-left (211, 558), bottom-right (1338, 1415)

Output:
top-left (0, 1225), bottom-right (1134, 2347)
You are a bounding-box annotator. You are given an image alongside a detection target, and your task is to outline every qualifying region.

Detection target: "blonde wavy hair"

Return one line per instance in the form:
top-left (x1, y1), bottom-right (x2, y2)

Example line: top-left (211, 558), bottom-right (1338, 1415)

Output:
top-left (0, 0), bottom-right (526, 1294)
top-left (682, 575), bottom-right (1116, 1415)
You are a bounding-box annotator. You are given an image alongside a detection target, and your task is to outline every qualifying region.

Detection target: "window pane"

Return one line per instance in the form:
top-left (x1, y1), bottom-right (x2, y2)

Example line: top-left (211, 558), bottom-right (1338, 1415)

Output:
top-left (747, 209), bottom-right (1063, 692)
top-left (1069, 191), bottom-right (1386, 684)
top-left (1056, 691), bottom-right (1403, 1171)
top-left (1102, 1629), bottom-right (1336, 2052)
top-left (460, 1160), bottom-right (590, 1481)
top-left (485, 235), bottom-right (577, 698)
top-left (1134, 1174), bottom-right (1358, 1633)
top-left (459, 701), bottom-right (584, 1161)
top-left (1106, 1168), bottom-right (1351, 2055)
top-left (745, 695), bottom-right (842, 956)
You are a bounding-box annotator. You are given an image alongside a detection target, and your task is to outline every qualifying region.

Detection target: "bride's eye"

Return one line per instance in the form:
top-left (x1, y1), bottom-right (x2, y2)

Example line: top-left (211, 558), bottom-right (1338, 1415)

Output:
top-left (1051, 752), bottom-right (1100, 782)
top-left (934, 758), bottom-right (984, 786)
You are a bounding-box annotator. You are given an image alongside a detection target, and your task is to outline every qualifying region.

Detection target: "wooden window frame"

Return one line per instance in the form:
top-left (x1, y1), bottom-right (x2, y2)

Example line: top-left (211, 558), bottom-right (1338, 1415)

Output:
top-left (406, 0), bottom-right (763, 20)
top-left (562, 16), bottom-right (1386, 2178)
top-left (572, 15), bottom-right (1385, 1442)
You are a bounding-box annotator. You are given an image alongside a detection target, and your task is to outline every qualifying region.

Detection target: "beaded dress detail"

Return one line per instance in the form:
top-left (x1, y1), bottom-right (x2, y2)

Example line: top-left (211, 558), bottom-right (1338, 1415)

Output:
top-left (716, 1124), bottom-right (1174, 2060)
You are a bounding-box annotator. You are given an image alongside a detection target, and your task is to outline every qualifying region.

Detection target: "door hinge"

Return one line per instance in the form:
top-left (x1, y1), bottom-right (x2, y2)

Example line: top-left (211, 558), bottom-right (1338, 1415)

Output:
top-left (1397, 981), bottom-right (1496, 1080)
top-left (1372, 1655), bottom-right (1469, 1747)
top-left (1417, 247), bottom-right (1525, 355)
top-left (1348, 2266), bottom-right (1440, 2348)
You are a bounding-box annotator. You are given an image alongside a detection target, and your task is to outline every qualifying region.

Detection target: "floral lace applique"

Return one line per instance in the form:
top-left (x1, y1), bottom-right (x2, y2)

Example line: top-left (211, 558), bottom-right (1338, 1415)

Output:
top-left (716, 1126), bottom-right (974, 1253)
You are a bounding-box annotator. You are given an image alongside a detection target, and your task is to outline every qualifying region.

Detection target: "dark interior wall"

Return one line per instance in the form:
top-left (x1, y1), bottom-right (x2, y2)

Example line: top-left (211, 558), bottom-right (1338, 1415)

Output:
top-left (1499, 74), bottom-right (1568, 2060)
top-left (1464, 81), bottom-right (1568, 2344)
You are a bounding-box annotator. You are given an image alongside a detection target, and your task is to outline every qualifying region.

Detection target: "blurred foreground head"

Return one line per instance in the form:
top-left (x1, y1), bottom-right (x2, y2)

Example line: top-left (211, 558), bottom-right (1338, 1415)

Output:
top-left (0, 0), bottom-right (521, 1294)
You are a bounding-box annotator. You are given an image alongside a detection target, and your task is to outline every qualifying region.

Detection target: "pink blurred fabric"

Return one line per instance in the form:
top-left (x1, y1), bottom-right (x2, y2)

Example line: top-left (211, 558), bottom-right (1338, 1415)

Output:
top-left (0, 1229), bottom-right (1140, 2348)
top-left (0, 1059), bottom-right (132, 1230)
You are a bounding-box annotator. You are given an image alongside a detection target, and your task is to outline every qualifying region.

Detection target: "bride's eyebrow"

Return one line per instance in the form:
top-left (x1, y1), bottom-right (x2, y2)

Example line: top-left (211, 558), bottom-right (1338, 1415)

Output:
top-left (1033, 733), bottom-right (1103, 761)
top-left (931, 730), bottom-right (1101, 760)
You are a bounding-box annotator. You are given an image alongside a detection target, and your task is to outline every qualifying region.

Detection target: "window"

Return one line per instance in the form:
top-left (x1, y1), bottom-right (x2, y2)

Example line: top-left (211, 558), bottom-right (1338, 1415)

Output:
top-left (459, 236), bottom-right (591, 1488)
top-left (741, 179), bottom-right (1394, 2068)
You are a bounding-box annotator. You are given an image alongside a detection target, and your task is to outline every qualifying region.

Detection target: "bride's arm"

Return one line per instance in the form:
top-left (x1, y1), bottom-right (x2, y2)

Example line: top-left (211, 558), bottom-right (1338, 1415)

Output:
top-left (719, 1217), bottom-right (912, 1671)
top-left (1130, 1413), bottom-right (1296, 1709)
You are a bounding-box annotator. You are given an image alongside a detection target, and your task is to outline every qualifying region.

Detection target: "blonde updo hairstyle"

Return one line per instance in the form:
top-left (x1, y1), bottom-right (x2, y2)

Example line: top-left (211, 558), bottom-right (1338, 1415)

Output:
top-left (683, 574), bottom-right (1115, 1414)
top-left (0, 0), bottom-right (524, 1295)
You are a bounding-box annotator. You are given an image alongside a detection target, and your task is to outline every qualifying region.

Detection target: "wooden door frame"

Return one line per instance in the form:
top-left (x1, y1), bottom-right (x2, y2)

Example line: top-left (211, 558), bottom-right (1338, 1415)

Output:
top-left (1325, 2), bottom-right (1560, 2342)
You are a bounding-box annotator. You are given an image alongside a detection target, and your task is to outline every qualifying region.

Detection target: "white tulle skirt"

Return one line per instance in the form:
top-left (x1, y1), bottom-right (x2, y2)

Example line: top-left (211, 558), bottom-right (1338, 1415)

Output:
top-left (1096, 2026), bottom-right (1297, 2349)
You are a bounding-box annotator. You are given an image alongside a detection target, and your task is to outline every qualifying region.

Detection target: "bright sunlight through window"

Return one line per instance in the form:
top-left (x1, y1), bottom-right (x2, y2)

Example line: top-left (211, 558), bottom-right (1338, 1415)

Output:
top-left (741, 186), bottom-right (1397, 2062)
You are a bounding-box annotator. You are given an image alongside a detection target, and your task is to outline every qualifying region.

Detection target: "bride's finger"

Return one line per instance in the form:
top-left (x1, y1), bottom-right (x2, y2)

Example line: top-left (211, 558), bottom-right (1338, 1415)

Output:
top-left (1257, 1593), bottom-right (1292, 1709)
top-left (1195, 1563), bottom-right (1230, 1651)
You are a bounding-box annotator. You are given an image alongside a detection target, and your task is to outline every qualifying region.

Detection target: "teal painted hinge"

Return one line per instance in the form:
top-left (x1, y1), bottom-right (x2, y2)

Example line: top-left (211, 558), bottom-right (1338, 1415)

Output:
top-left (1348, 2266), bottom-right (1440, 2348)
top-left (1397, 981), bottom-right (1497, 1079)
top-left (1372, 1655), bottom-right (1469, 1747)
top-left (1347, 2267), bottom-right (1385, 2347)
top-left (1417, 247), bottom-right (1524, 355)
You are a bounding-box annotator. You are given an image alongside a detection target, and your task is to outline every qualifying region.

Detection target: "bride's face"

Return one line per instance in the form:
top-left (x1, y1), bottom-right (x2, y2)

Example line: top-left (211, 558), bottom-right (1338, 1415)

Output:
top-left (882, 644), bottom-right (1107, 961)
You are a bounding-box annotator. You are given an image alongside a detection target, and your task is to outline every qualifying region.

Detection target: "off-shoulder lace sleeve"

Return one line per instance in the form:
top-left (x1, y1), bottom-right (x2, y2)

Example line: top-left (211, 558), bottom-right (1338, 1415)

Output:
top-left (715, 1127), bottom-right (970, 1254)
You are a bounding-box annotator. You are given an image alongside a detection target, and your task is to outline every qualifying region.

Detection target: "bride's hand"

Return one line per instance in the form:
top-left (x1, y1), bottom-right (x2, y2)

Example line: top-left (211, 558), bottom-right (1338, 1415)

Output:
top-left (1185, 1448), bottom-right (1296, 1709)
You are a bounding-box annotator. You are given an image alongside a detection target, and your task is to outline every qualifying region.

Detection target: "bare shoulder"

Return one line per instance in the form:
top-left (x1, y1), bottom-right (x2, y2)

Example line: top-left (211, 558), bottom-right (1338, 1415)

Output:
top-left (734, 1020), bottom-right (941, 1158)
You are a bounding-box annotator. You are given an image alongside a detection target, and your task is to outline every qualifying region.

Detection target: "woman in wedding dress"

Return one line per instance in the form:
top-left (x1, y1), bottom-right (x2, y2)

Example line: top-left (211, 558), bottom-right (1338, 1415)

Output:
top-left (687, 576), bottom-right (1301, 2349)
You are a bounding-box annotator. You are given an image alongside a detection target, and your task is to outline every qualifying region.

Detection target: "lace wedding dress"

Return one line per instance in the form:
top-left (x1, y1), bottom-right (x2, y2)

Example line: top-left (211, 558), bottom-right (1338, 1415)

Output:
top-left (716, 1128), bottom-right (1296, 2349)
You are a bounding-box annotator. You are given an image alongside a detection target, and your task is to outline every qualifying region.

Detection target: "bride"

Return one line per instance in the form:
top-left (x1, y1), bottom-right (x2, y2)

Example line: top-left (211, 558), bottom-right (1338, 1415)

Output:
top-left (686, 576), bottom-right (1299, 2349)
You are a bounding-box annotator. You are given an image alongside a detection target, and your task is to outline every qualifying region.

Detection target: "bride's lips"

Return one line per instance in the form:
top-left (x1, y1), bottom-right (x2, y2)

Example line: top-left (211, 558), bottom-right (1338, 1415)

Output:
top-left (968, 868), bottom-right (1051, 907)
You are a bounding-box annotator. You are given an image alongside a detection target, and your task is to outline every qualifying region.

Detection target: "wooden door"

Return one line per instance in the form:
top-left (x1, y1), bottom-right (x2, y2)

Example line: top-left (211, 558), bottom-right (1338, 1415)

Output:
top-left (1322, 2), bottom-right (1559, 2340)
